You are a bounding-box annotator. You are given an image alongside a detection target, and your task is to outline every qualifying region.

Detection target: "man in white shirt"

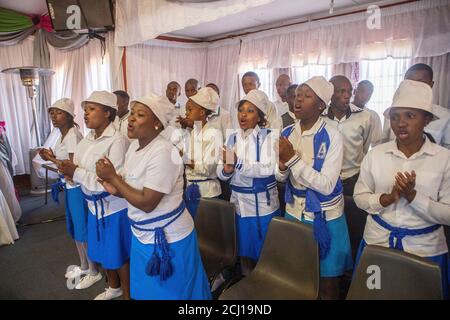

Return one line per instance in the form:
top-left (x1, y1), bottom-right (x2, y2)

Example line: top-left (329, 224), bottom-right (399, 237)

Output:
top-left (231, 71), bottom-right (282, 131)
top-left (382, 63), bottom-right (450, 149)
top-left (281, 84), bottom-right (297, 128)
top-left (203, 83), bottom-right (232, 141)
top-left (166, 80), bottom-right (182, 114)
top-left (113, 90), bottom-right (130, 138)
top-left (322, 75), bottom-right (375, 196)
top-left (273, 74), bottom-right (292, 118)
top-left (352, 80), bottom-right (382, 147)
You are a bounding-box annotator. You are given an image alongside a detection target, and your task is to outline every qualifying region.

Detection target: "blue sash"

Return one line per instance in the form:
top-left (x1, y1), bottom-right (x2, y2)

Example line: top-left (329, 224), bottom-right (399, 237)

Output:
top-left (51, 175), bottom-right (65, 205)
top-left (128, 201), bottom-right (186, 281)
top-left (184, 179), bottom-right (213, 202)
top-left (281, 122), bottom-right (342, 260)
top-left (230, 175), bottom-right (277, 240)
top-left (372, 215), bottom-right (441, 251)
top-left (227, 129), bottom-right (275, 240)
top-left (82, 191), bottom-right (110, 241)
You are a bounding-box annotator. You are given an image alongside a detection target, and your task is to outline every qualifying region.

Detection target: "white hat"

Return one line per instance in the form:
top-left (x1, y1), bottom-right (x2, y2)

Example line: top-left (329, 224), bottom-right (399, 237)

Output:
top-left (383, 80), bottom-right (437, 120)
top-left (82, 91), bottom-right (117, 110)
top-left (48, 98), bottom-right (75, 118)
top-left (189, 87), bottom-right (220, 113)
top-left (130, 94), bottom-right (174, 128)
top-left (303, 76), bottom-right (334, 105)
top-left (240, 89), bottom-right (270, 114)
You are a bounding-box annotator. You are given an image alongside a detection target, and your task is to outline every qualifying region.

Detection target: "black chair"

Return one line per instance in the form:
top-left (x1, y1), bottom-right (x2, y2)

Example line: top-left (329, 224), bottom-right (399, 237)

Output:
top-left (347, 245), bottom-right (443, 300)
top-left (194, 198), bottom-right (237, 285)
top-left (220, 216), bottom-right (319, 300)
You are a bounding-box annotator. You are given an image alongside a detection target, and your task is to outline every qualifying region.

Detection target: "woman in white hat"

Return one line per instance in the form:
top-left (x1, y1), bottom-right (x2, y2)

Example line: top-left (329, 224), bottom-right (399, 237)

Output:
top-left (182, 87), bottom-right (223, 218)
top-left (354, 79), bottom-right (450, 298)
top-left (95, 94), bottom-right (211, 300)
top-left (38, 98), bottom-right (89, 280)
top-left (276, 76), bottom-right (352, 300)
top-left (217, 89), bottom-right (280, 275)
top-left (58, 91), bottom-right (131, 300)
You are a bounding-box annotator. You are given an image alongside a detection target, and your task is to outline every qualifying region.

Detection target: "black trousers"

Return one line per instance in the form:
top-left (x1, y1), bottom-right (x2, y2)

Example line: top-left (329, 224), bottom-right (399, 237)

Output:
top-left (342, 173), bottom-right (360, 197)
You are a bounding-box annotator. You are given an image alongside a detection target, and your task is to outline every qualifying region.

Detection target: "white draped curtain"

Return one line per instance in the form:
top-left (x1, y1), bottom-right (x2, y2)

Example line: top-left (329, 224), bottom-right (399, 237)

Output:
top-left (204, 39), bottom-right (241, 110)
top-left (412, 53), bottom-right (450, 108)
top-left (126, 40), bottom-right (208, 106)
top-left (238, 0), bottom-right (450, 68)
top-left (0, 37), bottom-right (34, 175)
top-left (50, 34), bottom-right (113, 135)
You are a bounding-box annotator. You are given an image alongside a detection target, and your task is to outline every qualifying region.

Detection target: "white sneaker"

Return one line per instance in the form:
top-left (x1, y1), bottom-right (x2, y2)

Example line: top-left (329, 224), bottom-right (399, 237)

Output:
top-left (75, 273), bottom-right (103, 290)
top-left (94, 287), bottom-right (123, 300)
top-left (65, 266), bottom-right (88, 279)
top-left (65, 265), bottom-right (79, 278)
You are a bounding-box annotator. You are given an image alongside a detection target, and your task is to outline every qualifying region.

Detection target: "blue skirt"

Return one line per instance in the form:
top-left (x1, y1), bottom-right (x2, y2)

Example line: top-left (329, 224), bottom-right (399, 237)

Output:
top-left (285, 212), bottom-right (353, 277)
top-left (65, 186), bottom-right (88, 242)
top-left (355, 239), bottom-right (449, 299)
top-left (130, 231), bottom-right (211, 300)
top-left (87, 208), bottom-right (131, 270)
top-left (236, 210), bottom-right (280, 262)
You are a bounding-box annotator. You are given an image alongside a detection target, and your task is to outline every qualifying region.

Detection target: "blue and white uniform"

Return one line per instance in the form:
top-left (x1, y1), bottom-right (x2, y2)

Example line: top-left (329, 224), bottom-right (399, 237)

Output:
top-left (125, 136), bottom-right (211, 300)
top-left (182, 122), bottom-right (223, 218)
top-left (354, 137), bottom-right (450, 297)
top-left (72, 122), bottom-right (131, 270)
top-left (50, 127), bottom-right (86, 242)
top-left (217, 125), bottom-right (280, 261)
top-left (276, 118), bottom-right (353, 277)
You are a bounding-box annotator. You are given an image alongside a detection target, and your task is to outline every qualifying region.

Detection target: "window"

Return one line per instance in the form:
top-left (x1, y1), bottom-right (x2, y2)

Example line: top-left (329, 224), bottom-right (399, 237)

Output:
top-left (291, 64), bottom-right (333, 85)
top-left (359, 57), bottom-right (411, 122)
top-left (238, 68), bottom-right (274, 100)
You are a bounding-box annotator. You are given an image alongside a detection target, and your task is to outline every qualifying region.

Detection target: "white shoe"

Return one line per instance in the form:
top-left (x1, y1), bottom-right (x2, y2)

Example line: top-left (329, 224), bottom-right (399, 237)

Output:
top-left (94, 287), bottom-right (123, 300)
top-left (65, 266), bottom-right (88, 279)
top-left (65, 265), bottom-right (79, 278)
top-left (75, 273), bottom-right (103, 290)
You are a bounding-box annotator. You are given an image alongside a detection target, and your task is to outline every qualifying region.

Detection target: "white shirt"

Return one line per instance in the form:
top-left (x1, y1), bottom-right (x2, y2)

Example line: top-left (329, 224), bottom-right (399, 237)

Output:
top-left (354, 138), bottom-right (450, 257)
top-left (207, 107), bottom-right (232, 141)
top-left (182, 122), bottom-right (223, 198)
top-left (365, 107), bottom-right (383, 147)
top-left (217, 126), bottom-right (279, 217)
top-left (275, 119), bottom-right (344, 222)
top-left (273, 99), bottom-right (289, 117)
top-left (54, 127), bottom-right (83, 161)
top-left (383, 104), bottom-right (450, 150)
top-left (113, 111), bottom-right (130, 138)
top-left (54, 127), bottom-right (83, 189)
top-left (322, 103), bottom-right (375, 180)
top-left (124, 136), bottom-right (194, 244)
top-left (73, 123), bottom-right (130, 217)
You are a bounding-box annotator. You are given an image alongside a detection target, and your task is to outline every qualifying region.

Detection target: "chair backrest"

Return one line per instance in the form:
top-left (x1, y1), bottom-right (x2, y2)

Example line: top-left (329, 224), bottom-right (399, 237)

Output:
top-left (195, 198), bottom-right (237, 269)
top-left (347, 245), bottom-right (443, 300)
top-left (253, 216), bottom-right (320, 299)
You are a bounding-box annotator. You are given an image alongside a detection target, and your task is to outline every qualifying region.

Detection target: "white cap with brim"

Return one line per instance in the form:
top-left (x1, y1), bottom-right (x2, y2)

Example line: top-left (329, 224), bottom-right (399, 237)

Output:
top-left (240, 89), bottom-right (270, 114)
top-left (302, 76), bottom-right (334, 105)
top-left (190, 87), bottom-right (220, 113)
top-left (130, 94), bottom-right (174, 128)
top-left (82, 91), bottom-right (117, 110)
top-left (383, 79), bottom-right (437, 120)
top-left (48, 98), bottom-right (75, 118)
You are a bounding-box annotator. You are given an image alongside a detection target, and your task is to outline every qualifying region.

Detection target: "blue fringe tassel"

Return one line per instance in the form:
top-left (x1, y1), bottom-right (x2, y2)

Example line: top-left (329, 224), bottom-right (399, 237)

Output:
top-left (51, 180), bottom-right (64, 205)
top-left (185, 183), bottom-right (201, 201)
top-left (313, 212), bottom-right (331, 260)
top-left (145, 228), bottom-right (174, 281)
top-left (159, 255), bottom-right (173, 281)
top-left (284, 182), bottom-right (294, 204)
top-left (146, 251), bottom-right (161, 276)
